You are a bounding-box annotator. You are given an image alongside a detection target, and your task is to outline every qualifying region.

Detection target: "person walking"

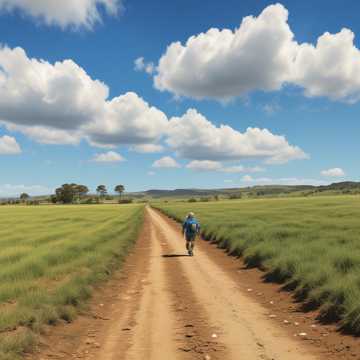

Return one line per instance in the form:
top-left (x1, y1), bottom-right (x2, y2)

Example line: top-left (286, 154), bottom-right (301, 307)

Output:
top-left (182, 212), bottom-right (200, 256)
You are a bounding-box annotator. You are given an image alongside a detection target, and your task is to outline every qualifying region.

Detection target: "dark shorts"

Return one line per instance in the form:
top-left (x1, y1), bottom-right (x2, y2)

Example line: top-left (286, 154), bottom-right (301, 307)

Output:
top-left (185, 233), bottom-right (196, 242)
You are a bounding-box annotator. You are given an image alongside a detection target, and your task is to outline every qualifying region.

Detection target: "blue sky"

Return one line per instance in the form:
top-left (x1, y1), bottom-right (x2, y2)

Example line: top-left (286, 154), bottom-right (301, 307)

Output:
top-left (0, 0), bottom-right (359, 195)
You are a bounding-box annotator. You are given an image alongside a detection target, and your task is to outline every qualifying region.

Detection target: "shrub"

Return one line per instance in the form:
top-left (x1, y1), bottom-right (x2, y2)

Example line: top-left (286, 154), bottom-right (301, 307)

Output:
top-left (118, 199), bottom-right (133, 204)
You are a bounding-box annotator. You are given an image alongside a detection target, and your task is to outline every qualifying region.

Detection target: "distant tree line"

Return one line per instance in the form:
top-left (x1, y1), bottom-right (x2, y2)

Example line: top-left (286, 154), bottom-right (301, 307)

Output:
top-left (53, 183), bottom-right (127, 204)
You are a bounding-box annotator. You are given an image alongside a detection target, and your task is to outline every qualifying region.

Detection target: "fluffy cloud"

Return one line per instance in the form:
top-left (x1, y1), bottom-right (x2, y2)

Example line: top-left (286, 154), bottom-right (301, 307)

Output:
top-left (0, 135), bottom-right (21, 154)
top-left (153, 3), bottom-right (360, 103)
top-left (5, 124), bottom-right (81, 145)
top-left (186, 160), bottom-right (264, 173)
top-left (92, 151), bottom-right (125, 162)
top-left (321, 167), bottom-right (345, 177)
top-left (155, 4), bottom-right (297, 100)
top-left (0, 46), bottom-right (108, 130)
top-left (0, 0), bottom-right (121, 29)
top-left (86, 92), bottom-right (168, 147)
top-left (131, 143), bottom-right (165, 153)
top-left (134, 57), bottom-right (155, 75)
top-left (293, 29), bottom-right (360, 103)
top-left (152, 156), bottom-right (180, 168)
top-left (0, 46), bottom-right (307, 168)
top-left (167, 109), bottom-right (307, 163)
top-left (0, 46), bottom-right (168, 148)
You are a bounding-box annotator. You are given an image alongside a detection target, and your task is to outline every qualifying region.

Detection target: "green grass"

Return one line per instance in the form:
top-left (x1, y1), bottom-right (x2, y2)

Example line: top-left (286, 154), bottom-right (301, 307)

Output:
top-left (154, 196), bottom-right (360, 334)
top-left (0, 204), bottom-right (144, 359)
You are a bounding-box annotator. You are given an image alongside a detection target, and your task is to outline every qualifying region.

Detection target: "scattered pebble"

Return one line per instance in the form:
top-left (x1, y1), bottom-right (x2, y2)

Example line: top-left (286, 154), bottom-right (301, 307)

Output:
top-left (211, 333), bottom-right (218, 338)
top-left (283, 320), bottom-right (290, 324)
top-left (204, 355), bottom-right (211, 360)
top-left (269, 314), bottom-right (277, 318)
top-left (269, 301), bottom-right (274, 305)
top-left (99, 303), bottom-right (104, 307)
top-left (294, 322), bottom-right (300, 326)
top-left (257, 292), bottom-right (263, 296)
top-left (247, 288), bottom-right (253, 292)
top-left (179, 347), bottom-right (191, 352)
top-left (299, 332), bottom-right (307, 337)
top-left (310, 324), bottom-right (317, 328)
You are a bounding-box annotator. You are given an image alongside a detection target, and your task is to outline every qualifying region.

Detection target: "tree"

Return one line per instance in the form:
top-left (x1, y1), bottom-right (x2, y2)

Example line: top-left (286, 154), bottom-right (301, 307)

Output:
top-left (54, 183), bottom-right (88, 204)
top-left (20, 193), bottom-right (30, 202)
top-left (55, 184), bottom-right (76, 204)
top-left (73, 184), bottom-right (89, 202)
top-left (49, 195), bottom-right (57, 204)
top-left (96, 185), bottom-right (107, 199)
top-left (114, 185), bottom-right (125, 198)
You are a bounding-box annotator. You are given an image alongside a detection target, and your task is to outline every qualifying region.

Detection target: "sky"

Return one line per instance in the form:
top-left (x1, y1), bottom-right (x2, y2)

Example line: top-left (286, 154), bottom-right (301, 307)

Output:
top-left (0, 0), bottom-right (359, 196)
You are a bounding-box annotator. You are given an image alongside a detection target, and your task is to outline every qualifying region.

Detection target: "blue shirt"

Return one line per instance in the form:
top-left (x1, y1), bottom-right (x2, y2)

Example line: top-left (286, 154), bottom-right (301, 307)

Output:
top-left (182, 217), bottom-right (200, 236)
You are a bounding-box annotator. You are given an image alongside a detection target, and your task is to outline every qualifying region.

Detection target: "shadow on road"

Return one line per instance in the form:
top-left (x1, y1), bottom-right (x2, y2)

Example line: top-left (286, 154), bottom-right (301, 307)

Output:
top-left (162, 254), bottom-right (189, 258)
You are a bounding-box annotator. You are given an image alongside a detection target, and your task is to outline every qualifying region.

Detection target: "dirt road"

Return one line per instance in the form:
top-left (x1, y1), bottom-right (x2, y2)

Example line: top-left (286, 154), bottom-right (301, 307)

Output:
top-left (32, 207), bottom-right (329, 360)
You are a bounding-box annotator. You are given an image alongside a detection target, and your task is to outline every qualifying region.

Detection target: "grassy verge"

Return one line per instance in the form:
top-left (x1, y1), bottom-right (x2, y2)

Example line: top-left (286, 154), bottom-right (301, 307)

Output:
top-left (153, 196), bottom-right (360, 334)
top-left (0, 204), bottom-right (144, 359)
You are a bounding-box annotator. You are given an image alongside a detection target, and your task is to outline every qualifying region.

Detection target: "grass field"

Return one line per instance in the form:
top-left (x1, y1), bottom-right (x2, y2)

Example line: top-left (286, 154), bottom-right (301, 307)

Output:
top-left (0, 204), bottom-right (144, 360)
top-left (154, 196), bottom-right (360, 333)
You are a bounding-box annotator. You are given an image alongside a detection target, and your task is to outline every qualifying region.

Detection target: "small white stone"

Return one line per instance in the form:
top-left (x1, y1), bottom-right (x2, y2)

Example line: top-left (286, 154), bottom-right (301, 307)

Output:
top-left (269, 314), bottom-right (277, 318)
top-left (283, 320), bottom-right (290, 324)
top-left (247, 288), bottom-right (253, 292)
top-left (270, 301), bottom-right (274, 305)
top-left (299, 332), bottom-right (307, 337)
top-left (211, 333), bottom-right (217, 338)
top-left (294, 322), bottom-right (299, 326)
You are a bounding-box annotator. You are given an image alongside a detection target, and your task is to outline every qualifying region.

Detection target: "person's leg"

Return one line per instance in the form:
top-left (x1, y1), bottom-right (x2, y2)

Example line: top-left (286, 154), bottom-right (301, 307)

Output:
top-left (189, 238), bottom-right (195, 256)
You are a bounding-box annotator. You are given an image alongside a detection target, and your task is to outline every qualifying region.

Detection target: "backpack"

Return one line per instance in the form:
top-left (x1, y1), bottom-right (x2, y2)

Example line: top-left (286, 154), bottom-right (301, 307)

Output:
top-left (189, 222), bottom-right (197, 234)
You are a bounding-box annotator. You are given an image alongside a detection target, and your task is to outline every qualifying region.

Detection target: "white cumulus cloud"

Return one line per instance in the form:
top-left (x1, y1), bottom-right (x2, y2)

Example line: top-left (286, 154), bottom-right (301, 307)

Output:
top-left (86, 92), bottom-right (168, 147)
top-left (0, 0), bottom-right (121, 29)
top-left (293, 29), bottom-right (360, 103)
top-left (92, 151), bottom-right (125, 163)
top-left (167, 109), bottom-right (307, 164)
top-left (152, 156), bottom-right (180, 168)
top-left (321, 167), bottom-right (345, 177)
top-left (0, 135), bottom-right (21, 154)
top-left (0, 46), bottom-right (108, 130)
top-left (0, 46), bottom-right (308, 168)
top-left (154, 4), bottom-right (297, 100)
top-left (153, 3), bottom-right (360, 103)
top-left (0, 46), bottom-right (168, 148)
